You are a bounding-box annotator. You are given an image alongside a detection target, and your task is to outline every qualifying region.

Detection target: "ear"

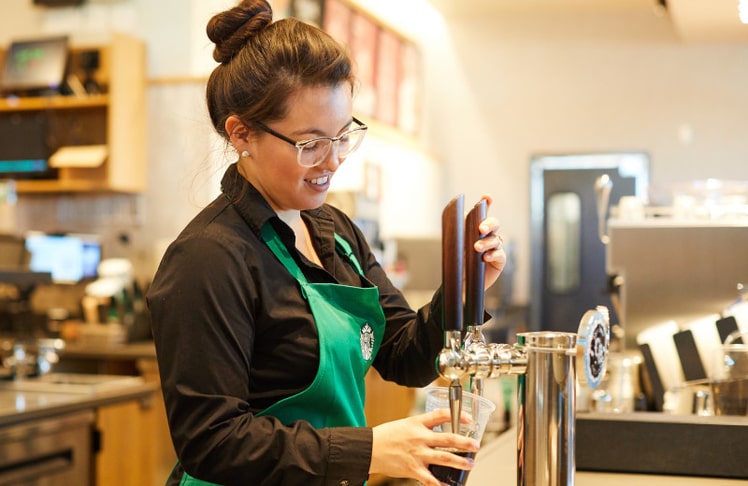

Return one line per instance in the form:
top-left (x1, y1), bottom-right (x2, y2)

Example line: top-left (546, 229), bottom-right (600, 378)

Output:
top-left (226, 115), bottom-right (250, 149)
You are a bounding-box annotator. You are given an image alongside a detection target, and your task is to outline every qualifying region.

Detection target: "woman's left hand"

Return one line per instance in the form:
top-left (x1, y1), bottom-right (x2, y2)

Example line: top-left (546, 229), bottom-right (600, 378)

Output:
top-left (473, 195), bottom-right (507, 290)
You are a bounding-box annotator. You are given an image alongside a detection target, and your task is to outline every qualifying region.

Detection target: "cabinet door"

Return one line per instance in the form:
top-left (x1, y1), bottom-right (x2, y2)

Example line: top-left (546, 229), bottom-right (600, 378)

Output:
top-left (96, 399), bottom-right (154, 486)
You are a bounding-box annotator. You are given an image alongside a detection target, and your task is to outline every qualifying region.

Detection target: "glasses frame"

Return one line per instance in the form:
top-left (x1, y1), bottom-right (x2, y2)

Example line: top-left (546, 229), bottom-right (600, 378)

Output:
top-left (253, 117), bottom-right (368, 168)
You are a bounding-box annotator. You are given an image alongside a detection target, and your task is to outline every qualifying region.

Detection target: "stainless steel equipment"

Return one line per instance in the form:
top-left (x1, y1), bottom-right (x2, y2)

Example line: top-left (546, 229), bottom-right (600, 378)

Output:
top-left (437, 194), bottom-right (610, 486)
top-left (1, 338), bottom-right (64, 381)
top-left (606, 219), bottom-right (748, 348)
top-left (0, 410), bottom-right (94, 485)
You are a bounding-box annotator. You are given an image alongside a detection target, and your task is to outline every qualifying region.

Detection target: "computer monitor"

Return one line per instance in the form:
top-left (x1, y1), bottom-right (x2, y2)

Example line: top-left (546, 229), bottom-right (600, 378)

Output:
top-left (1, 36), bottom-right (69, 95)
top-left (24, 232), bottom-right (101, 284)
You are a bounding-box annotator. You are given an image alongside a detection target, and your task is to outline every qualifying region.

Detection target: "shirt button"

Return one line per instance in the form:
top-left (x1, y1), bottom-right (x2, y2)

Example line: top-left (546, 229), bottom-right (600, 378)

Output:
top-left (339, 481), bottom-right (349, 486)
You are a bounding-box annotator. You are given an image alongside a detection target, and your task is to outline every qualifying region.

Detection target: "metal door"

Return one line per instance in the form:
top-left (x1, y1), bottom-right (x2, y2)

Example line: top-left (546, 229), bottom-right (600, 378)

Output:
top-left (529, 153), bottom-right (649, 332)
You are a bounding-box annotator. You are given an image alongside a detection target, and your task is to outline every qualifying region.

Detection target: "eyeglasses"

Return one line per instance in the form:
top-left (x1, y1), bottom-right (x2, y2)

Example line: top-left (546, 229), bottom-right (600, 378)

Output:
top-left (254, 117), bottom-right (367, 168)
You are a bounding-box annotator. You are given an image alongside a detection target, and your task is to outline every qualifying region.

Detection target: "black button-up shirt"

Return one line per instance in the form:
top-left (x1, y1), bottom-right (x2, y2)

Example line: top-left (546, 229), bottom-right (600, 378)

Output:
top-left (147, 164), bottom-right (445, 486)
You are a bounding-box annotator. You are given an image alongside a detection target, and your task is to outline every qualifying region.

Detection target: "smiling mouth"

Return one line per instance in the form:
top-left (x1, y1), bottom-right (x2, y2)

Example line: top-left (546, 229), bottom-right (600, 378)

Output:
top-left (306, 175), bottom-right (330, 185)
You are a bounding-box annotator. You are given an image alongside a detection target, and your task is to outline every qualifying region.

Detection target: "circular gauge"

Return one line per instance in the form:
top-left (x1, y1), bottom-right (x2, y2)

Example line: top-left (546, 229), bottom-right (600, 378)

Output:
top-left (577, 306), bottom-right (610, 389)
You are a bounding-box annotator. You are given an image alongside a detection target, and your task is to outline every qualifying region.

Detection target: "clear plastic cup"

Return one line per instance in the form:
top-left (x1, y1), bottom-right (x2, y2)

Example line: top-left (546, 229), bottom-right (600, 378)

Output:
top-left (424, 386), bottom-right (496, 486)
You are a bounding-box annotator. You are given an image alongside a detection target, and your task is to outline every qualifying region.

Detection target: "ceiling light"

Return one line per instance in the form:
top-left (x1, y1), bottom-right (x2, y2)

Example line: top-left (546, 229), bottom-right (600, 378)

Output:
top-left (740, 0), bottom-right (748, 24)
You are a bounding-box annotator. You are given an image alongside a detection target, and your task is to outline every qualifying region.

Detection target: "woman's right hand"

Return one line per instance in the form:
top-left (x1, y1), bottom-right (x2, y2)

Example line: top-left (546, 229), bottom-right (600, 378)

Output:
top-left (369, 408), bottom-right (480, 486)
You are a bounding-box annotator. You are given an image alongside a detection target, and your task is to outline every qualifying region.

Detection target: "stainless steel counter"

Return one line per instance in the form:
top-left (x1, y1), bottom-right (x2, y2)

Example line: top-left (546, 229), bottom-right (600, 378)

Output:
top-left (470, 426), bottom-right (747, 485)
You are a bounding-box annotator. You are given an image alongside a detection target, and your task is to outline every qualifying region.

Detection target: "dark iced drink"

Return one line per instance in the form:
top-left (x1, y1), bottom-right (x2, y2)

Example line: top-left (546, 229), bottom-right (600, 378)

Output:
top-left (428, 450), bottom-right (476, 486)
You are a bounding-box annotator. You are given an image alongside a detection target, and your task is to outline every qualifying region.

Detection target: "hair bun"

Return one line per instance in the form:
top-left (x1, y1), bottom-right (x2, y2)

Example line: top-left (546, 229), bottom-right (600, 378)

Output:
top-left (207, 0), bottom-right (273, 64)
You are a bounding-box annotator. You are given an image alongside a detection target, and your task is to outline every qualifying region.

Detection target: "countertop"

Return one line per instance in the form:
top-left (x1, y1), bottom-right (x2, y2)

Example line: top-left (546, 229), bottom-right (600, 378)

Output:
top-left (0, 375), bottom-right (157, 427)
top-left (469, 426), bottom-right (747, 485)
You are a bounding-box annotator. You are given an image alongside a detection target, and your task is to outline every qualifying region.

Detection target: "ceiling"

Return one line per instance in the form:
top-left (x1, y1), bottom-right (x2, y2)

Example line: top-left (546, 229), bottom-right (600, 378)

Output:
top-left (427, 0), bottom-right (748, 43)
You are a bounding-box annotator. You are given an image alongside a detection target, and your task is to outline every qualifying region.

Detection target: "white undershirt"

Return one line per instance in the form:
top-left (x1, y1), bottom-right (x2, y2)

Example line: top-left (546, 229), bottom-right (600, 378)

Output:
top-left (276, 210), bottom-right (322, 267)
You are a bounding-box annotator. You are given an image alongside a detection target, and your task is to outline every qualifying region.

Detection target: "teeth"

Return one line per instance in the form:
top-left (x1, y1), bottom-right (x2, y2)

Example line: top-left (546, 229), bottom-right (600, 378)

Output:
top-left (308, 175), bottom-right (329, 185)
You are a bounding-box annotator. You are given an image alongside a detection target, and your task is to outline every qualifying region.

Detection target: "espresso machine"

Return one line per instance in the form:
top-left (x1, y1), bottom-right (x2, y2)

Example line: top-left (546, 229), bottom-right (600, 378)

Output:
top-left (437, 195), bottom-right (610, 486)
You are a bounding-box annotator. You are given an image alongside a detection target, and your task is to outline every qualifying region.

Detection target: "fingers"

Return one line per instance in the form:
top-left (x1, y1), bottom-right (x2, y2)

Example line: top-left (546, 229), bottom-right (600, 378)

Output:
top-left (429, 431), bottom-right (480, 454)
top-left (474, 225), bottom-right (501, 252)
top-left (467, 197), bottom-right (506, 287)
top-left (417, 409), bottom-right (481, 452)
top-left (474, 218), bottom-right (505, 269)
top-left (421, 408), bottom-right (479, 428)
top-left (483, 241), bottom-right (507, 268)
top-left (420, 408), bottom-right (450, 428)
top-left (371, 411), bottom-right (480, 486)
top-left (478, 216), bottom-right (499, 237)
top-left (415, 448), bottom-right (476, 486)
top-left (416, 412), bottom-right (480, 486)
top-left (471, 193), bottom-right (505, 274)
top-left (420, 438), bottom-right (478, 486)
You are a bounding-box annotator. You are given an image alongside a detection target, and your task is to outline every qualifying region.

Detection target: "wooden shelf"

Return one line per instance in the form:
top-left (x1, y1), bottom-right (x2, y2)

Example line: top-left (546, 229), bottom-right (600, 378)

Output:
top-left (14, 178), bottom-right (111, 194)
top-left (0, 94), bottom-right (109, 112)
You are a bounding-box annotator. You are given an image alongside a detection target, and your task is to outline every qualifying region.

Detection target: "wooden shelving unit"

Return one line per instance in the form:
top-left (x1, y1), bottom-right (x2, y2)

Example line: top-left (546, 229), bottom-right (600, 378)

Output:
top-left (0, 33), bottom-right (146, 193)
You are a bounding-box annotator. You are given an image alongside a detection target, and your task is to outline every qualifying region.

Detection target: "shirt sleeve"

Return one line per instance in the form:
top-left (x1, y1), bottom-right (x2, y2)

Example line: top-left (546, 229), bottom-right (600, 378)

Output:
top-left (147, 232), bottom-right (372, 486)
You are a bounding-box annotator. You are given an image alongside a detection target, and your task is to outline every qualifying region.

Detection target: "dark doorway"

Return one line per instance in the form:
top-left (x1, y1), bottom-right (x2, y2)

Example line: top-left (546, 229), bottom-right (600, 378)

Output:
top-left (529, 153), bottom-right (649, 332)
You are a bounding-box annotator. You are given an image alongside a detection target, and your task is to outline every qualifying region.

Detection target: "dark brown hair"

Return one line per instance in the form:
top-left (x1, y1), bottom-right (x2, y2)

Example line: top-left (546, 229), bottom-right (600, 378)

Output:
top-left (205, 0), bottom-right (355, 140)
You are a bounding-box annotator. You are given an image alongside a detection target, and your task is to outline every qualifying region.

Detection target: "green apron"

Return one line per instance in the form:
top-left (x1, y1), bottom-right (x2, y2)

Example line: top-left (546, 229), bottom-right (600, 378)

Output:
top-left (179, 222), bottom-right (386, 485)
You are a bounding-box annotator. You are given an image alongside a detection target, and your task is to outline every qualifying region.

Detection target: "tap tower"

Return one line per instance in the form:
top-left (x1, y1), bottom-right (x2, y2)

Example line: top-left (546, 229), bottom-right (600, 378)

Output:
top-left (438, 194), bottom-right (610, 486)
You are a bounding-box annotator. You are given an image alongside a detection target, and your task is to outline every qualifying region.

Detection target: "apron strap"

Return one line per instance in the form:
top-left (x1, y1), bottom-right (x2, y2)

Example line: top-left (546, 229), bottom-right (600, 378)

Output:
top-left (261, 220), bottom-right (366, 280)
top-left (334, 233), bottom-right (365, 276)
top-left (261, 222), bottom-right (309, 285)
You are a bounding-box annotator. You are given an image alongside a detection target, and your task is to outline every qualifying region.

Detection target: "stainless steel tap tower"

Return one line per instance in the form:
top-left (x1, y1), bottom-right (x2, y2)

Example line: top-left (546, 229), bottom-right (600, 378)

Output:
top-left (438, 195), bottom-right (610, 486)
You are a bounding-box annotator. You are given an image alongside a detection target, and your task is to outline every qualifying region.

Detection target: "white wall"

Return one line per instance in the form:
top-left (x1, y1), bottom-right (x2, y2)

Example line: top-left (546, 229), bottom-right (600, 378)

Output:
top-left (420, 10), bottom-right (748, 304)
top-left (3, 1), bottom-right (748, 303)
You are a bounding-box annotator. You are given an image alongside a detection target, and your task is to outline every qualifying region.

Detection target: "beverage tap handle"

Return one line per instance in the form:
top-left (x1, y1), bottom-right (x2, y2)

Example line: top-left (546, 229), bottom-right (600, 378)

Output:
top-left (442, 195), bottom-right (465, 433)
top-left (464, 199), bottom-right (487, 329)
top-left (465, 199), bottom-right (487, 400)
top-left (441, 194), bottom-right (465, 334)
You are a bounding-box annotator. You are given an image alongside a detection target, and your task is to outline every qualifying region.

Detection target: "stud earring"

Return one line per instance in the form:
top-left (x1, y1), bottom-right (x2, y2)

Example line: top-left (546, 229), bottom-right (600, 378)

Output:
top-left (241, 150), bottom-right (250, 158)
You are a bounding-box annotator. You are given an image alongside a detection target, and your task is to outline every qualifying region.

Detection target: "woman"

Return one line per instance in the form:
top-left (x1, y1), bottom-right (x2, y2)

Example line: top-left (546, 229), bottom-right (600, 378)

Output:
top-left (147, 1), bottom-right (507, 485)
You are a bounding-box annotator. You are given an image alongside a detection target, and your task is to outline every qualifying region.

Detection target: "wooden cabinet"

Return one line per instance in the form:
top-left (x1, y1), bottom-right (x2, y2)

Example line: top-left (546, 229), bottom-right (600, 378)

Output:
top-left (95, 398), bottom-right (155, 486)
top-left (93, 360), bottom-right (174, 486)
top-left (364, 368), bottom-right (417, 486)
top-left (0, 33), bottom-right (146, 193)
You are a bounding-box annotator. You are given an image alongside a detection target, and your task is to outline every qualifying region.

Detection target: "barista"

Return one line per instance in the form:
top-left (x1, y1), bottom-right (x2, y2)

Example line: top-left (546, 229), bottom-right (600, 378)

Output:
top-left (147, 1), bottom-right (507, 485)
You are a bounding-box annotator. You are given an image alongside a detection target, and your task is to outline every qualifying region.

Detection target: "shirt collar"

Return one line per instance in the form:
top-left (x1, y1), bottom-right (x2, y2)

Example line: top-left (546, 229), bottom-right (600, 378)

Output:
top-left (220, 163), bottom-right (334, 244)
top-left (221, 163), bottom-right (276, 238)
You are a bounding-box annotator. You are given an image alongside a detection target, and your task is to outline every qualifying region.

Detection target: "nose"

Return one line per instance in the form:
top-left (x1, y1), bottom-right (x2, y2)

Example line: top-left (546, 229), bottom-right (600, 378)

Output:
top-left (320, 141), bottom-right (342, 169)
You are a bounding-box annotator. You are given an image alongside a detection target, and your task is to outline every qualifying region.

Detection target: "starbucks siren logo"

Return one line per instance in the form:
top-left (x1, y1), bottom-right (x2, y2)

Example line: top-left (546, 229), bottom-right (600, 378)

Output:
top-left (360, 323), bottom-right (374, 361)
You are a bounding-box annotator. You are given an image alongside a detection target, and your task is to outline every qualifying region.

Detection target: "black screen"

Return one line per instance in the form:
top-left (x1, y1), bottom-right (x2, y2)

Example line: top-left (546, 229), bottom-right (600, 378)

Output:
top-left (0, 112), bottom-right (56, 179)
